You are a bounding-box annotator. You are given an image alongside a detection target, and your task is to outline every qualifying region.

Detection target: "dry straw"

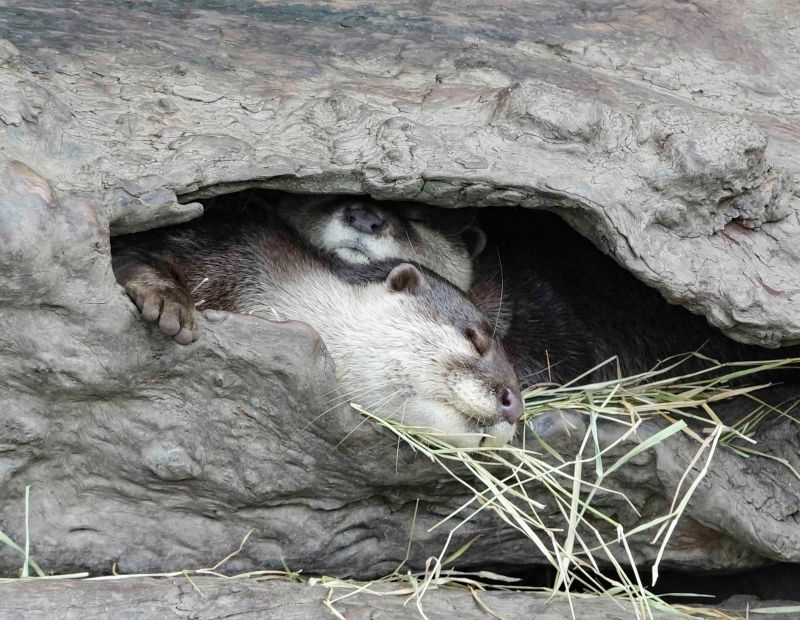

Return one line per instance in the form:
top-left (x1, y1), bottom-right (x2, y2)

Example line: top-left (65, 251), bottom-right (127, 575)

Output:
top-left (354, 353), bottom-right (799, 619)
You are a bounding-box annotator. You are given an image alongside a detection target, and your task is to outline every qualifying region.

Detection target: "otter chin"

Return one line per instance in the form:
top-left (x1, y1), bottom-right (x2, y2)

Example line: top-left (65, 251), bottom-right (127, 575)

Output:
top-left (333, 246), bottom-right (371, 264)
top-left (403, 400), bottom-right (518, 448)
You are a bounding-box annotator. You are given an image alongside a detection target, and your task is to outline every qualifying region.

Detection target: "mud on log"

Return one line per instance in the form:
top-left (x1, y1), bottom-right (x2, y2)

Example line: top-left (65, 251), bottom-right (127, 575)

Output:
top-left (1, 0), bottom-right (799, 583)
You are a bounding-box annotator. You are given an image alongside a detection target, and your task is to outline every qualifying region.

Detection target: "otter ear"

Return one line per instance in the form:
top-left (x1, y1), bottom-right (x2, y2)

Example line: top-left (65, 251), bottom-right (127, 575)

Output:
top-left (462, 226), bottom-right (487, 257)
top-left (386, 263), bottom-right (427, 295)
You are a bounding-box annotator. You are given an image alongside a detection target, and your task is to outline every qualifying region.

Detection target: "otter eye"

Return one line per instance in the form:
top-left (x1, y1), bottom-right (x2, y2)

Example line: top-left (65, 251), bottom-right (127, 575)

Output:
top-left (403, 208), bottom-right (429, 225)
top-left (464, 326), bottom-right (489, 356)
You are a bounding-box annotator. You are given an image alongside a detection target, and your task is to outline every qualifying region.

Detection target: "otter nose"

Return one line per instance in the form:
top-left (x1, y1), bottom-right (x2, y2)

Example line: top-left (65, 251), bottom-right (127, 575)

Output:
top-left (498, 387), bottom-right (523, 423)
top-left (343, 205), bottom-right (387, 234)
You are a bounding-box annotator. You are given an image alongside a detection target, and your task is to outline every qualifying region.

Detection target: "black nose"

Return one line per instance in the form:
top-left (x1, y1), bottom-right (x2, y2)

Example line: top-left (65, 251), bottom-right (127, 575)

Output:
top-left (343, 205), bottom-right (387, 234)
top-left (498, 387), bottom-right (523, 423)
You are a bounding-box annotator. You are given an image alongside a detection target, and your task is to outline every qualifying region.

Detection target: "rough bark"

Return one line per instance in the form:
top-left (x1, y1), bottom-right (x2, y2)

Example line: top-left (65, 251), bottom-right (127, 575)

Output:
top-left (3, 577), bottom-right (798, 619)
top-left (0, 577), bottom-right (683, 620)
top-left (1, 1), bottom-right (798, 345)
top-left (1, 0), bottom-right (799, 593)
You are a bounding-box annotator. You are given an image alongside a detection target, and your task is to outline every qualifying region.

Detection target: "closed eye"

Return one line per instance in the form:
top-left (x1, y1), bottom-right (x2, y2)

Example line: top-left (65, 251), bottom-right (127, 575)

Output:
top-left (464, 326), bottom-right (489, 356)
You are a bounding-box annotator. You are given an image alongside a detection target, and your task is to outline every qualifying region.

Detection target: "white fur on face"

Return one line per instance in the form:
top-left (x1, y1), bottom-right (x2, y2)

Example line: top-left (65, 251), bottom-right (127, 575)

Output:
top-left (333, 247), bottom-right (371, 264)
top-left (448, 372), bottom-right (500, 421)
top-left (401, 399), bottom-right (516, 448)
top-left (316, 209), bottom-right (473, 292)
top-left (322, 218), bottom-right (406, 262)
top-left (250, 270), bottom-right (516, 447)
top-left (326, 291), bottom-right (514, 447)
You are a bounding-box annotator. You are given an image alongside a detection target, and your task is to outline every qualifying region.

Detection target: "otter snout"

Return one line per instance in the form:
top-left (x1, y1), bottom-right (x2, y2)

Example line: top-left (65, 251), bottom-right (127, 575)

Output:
top-left (498, 386), bottom-right (523, 423)
top-left (343, 205), bottom-right (387, 234)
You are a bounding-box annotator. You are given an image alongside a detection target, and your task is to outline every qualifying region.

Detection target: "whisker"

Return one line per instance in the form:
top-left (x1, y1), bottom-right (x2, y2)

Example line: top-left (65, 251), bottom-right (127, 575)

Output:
top-left (448, 208), bottom-right (482, 239)
top-left (519, 356), bottom-right (567, 382)
top-left (395, 399), bottom-right (409, 472)
top-left (491, 245), bottom-right (504, 339)
top-left (301, 382), bottom-right (396, 430)
top-left (403, 229), bottom-right (422, 266)
top-left (335, 390), bottom-right (403, 448)
top-left (319, 376), bottom-right (398, 404)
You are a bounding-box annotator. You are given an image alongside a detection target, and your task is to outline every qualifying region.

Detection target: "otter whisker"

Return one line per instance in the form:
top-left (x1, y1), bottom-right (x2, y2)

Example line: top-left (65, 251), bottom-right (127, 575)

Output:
top-left (306, 375), bottom-right (399, 404)
top-left (403, 229), bottom-right (422, 267)
top-left (300, 377), bottom-right (390, 403)
top-left (331, 378), bottom-right (403, 407)
top-left (335, 390), bottom-right (403, 448)
top-left (447, 208), bottom-right (481, 239)
top-left (301, 382), bottom-right (397, 430)
top-left (394, 399), bottom-right (410, 472)
top-left (345, 398), bottom-right (411, 463)
top-left (491, 246), bottom-right (504, 340)
top-left (519, 357), bottom-right (568, 384)
top-left (363, 387), bottom-right (406, 415)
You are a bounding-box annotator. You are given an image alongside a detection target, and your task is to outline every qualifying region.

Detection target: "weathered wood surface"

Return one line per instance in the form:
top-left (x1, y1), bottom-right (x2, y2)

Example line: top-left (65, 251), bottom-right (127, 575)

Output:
top-left (0, 1), bottom-right (798, 345)
top-left (0, 0), bottom-right (799, 587)
top-left (3, 576), bottom-right (798, 619)
top-left (1, 577), bottom-right (682, 620)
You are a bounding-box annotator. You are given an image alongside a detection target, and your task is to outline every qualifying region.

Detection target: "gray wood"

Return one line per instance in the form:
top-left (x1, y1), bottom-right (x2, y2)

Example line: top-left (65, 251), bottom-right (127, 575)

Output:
top-left (0, 1), bottom-right (797, 345)
top-left (1, 576), bottom-right (682, 620)
top-left (2, 577), bottom-right (796, 619)
top-left (0, 0), bottom-right (799, 593)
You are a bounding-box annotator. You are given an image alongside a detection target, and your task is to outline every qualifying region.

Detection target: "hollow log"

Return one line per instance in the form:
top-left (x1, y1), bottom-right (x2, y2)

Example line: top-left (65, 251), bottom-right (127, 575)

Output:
top-left (1, 0), bottom-right (799, 591)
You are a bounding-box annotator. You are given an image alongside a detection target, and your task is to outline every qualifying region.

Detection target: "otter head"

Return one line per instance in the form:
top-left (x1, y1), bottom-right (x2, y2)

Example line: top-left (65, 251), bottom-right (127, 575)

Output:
top-left (275, 195), bottom-right (486, 292)
top-left (339, 261), bottom-right (522, 448)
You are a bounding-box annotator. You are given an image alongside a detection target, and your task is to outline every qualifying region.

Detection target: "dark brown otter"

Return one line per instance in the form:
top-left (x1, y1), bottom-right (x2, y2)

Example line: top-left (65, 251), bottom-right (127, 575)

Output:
top-left (472, 209), bottom-right (799, 387)
top-left (111, 207), bottom-right (522, 448)
top-left (204, 190), bottom-right (486, 293)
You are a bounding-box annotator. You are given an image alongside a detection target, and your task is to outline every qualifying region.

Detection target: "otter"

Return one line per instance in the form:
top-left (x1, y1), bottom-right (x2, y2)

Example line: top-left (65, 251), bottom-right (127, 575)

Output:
top-left (111, 207), bottom-right (522, 448)
top-left (472, 209), bottom-right (799, 387)
top-left (230, 196), bottom-right (794, 388)
top-left (206, 191), bottom-right (486, 293)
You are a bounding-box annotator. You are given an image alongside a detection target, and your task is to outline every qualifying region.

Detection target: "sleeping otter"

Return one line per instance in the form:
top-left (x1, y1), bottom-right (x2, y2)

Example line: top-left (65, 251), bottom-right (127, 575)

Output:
top-left (111, 207), bottom-right (522, 448)
top-left (207, 191), bottom-right (486, 293)
top-left (473, 209), bottom-right (799, 386)
top-left (280, 197), bottom-right (795, 387)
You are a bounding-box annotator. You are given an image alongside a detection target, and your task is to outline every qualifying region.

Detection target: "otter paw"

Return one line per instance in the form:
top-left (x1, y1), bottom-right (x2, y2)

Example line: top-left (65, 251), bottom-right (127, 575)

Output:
top-left (126, 283), bottom-right (199, 345)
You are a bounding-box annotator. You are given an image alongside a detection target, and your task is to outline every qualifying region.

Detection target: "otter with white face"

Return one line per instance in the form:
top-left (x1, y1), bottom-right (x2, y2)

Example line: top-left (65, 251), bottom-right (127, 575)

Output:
top-left (112, 208), bottom-right (522, 448)
top-left (269, 194), bottom-right (486, 292)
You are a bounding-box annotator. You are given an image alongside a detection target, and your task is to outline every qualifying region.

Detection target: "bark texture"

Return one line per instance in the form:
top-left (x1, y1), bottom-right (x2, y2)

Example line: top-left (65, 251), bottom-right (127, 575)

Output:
top-left (0, 0), bottom-right (799, 595)
top-left (3, 577), bottom-right (798, 619)
top-left (0, 1), bottom-right (798, 345)
top-left (0, 577), bottom-right (683, 620)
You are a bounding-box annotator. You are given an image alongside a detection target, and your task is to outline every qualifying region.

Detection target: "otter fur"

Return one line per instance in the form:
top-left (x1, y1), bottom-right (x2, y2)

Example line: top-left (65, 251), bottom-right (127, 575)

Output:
top-left (111, 208), bottom-right (522, 448)
top-left (208, 191), bottom-right (486, 293)
top-left (473, 209), bottom-right (799, 387)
